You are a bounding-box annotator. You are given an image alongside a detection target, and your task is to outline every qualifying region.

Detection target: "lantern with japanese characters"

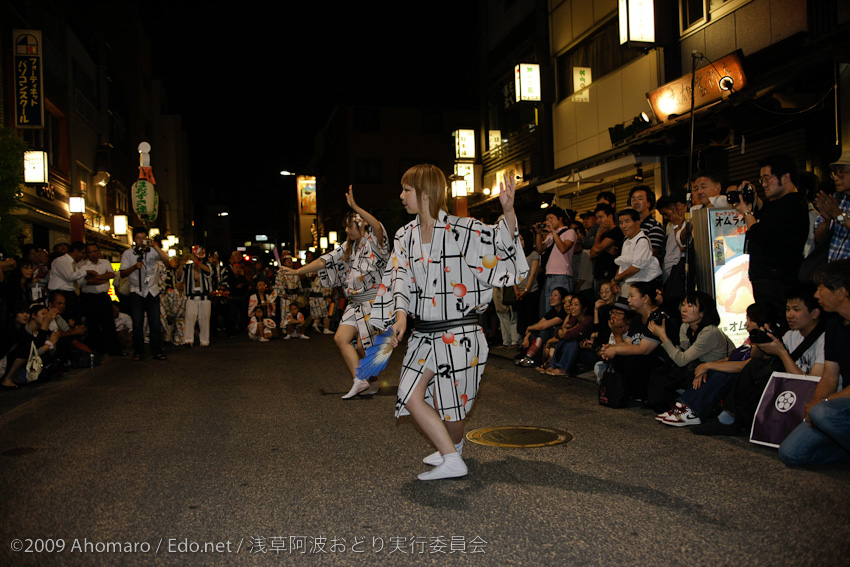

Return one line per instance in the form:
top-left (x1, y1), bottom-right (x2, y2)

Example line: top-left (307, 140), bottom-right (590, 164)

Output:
top-left (131, 142), bottom-right (159, 220)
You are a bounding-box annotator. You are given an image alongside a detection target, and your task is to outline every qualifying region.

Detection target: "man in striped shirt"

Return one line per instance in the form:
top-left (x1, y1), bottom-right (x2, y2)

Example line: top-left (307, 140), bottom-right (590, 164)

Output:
top-left (629, 186), bottom-right (665, 259)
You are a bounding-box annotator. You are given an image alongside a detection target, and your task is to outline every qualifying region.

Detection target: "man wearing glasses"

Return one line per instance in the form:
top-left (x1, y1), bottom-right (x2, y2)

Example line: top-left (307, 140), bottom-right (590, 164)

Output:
top-left (813, 151), bottom-right (850, 262)
top-left (731, 155), bottom-right (809, 325)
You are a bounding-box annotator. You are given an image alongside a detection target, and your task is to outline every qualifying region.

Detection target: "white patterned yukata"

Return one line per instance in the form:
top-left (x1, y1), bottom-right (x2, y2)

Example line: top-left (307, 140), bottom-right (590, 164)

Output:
top-left (319, 224), bottom-right (389, 349)
top-left (274, 270), bottom-right (302, 314)
top-left (371, 211), bottom-right (528, 421)
top-left (307, 274), bottom-right (331, 319)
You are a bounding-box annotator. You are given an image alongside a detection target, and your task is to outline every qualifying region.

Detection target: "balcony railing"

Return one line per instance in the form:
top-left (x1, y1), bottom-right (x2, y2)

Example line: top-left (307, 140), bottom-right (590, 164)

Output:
top-left (482, 127), bottom-right (538, 173)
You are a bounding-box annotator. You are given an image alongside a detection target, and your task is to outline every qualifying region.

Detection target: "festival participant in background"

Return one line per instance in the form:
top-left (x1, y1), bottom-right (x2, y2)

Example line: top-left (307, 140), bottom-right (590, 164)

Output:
top-left (281, 186), bottom-right (389, 399)
top-left (371, 164), bottom-right (528, 481)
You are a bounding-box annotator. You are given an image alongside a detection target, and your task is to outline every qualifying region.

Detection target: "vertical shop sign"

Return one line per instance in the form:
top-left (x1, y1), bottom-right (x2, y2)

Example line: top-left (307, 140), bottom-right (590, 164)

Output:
top-left (13, 30), bottom-right (44, 129)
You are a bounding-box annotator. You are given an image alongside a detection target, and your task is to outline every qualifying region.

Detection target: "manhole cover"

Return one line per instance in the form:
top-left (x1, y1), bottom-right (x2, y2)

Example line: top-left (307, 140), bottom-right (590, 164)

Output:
top-left (465, 426), bottom-right (572, 448)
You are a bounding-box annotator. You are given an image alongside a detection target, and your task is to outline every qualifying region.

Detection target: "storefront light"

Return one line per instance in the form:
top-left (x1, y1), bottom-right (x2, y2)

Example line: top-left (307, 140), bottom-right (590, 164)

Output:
top-left (113, 215), bottom-right (128, 235)
top-left (69, 196), bottom-right (86, 213)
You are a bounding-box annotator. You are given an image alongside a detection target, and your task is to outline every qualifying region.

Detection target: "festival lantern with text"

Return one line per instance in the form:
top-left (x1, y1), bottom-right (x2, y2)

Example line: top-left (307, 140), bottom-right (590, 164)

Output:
top-left (131, 142), bottom-right (159, 222)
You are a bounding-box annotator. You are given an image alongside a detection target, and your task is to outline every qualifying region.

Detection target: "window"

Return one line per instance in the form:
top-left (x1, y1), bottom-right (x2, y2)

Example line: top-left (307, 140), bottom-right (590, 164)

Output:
top-left (680, 0), bottom-right (752, 36)
top-left (556, 17), bottom-right (644, 102)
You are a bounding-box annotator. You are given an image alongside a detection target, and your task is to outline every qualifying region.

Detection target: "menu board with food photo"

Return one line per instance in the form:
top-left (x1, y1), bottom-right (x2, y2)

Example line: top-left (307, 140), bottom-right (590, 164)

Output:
top-left (709, 209), bottom-right (752, 346)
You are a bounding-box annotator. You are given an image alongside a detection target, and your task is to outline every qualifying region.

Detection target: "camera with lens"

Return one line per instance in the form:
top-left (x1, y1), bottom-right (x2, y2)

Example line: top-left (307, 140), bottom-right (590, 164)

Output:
top-left (132, 239), bottom-right (151, 262)
top-left (534, 222), bottom-right (548, 230)
top-left (648, 310), bottom-right (669, 325)
top-left (749, 328), bottom-right (773, 344)
top-left (726, 183), bottom-right (756, 206)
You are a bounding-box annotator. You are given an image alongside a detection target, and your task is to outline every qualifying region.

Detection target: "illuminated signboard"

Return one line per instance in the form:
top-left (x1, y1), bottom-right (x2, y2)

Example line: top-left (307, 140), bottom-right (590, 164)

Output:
top-left (619, 0), bottom-right (655, 45)
top-left (13, 30), bottom-right (44, 128)
top-left (297, 176), bottom-right (317, 215)
top-left (514, 64), bottom-right (541, 102)
top-left (452, 163), bottom-right (475, 197)
top-left (24, 150), bottom-right (48, 183)
top-left (108, 262), bottom-right (122, 302)
top-left (572, 67), bottom-right (592, 103)
top-left (454, 130), bottom-right (475, 159)
top-left (648, 51), bottom-right (747, 122)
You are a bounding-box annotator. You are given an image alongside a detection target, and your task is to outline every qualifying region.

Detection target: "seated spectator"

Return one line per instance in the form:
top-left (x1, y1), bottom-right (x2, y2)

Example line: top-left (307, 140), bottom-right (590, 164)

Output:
top-left (687, 303), bottom-right (774, 435)
top-left (695, 284), bottom-right (826, 436)
top-left (248, 305), bottom-right (277, 341)
top-left (1, 304), bottom-right (60, 388)
top-left (113, 303), bottom-right (133, 350)
top-left (47, 292), bottom-right (92, 364)
top-left (4, 259), bottom-right (40, 310)
top-left (592, 297), bottom-right (632, 383)
top-left (648, 291), bottom-right (736, 424)
top-left (516, 287), bottom-right (567, 367)
top-left (282, 303), bottom-right (309, 340)
top-left (600, 282), bottom-right (668, 403)
top-left (590, 280), bottom-right (619, 346)
top-left (779, 260), bottom-right (850, 466)
top-left (542, 294), bottom-right (594, 376)
top-left (247, 279), bottom-right (277, 321)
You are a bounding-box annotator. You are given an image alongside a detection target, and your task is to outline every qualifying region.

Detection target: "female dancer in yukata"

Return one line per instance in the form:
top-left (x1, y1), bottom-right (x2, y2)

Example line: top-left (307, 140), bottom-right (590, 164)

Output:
top-left (280, 186), bottom-right (389, 399)
top-left (371, 164), bottom-right (528, 481)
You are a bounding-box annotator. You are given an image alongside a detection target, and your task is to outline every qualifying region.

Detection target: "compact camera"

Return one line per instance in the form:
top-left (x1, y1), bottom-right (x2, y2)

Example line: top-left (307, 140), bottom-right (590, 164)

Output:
top-left (648, 310), bottom-right (669, 325)
top-left (726, 183), bottom-right (756, 206)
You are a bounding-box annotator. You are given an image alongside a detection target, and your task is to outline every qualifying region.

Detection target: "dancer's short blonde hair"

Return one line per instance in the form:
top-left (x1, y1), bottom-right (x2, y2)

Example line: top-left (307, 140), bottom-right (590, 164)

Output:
top-left (401, 164), bottom-right (447, 219)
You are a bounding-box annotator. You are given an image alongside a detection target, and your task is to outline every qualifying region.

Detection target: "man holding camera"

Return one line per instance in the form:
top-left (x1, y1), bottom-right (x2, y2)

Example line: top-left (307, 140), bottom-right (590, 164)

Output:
top-left (120, 227), bottom-right (170, 361)
top-left (534, 207), bottom-right (576, 317)
top-left (732, 155), bottom-right (809, 323)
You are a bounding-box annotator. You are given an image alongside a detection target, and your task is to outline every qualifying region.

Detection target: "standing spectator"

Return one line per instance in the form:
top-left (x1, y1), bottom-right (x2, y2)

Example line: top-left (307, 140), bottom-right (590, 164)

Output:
top-left (120, 227), bottom-right (170, 361)
top-left (208, 251), bottom-right (228, 339)
top-left (223, 258), bottom-right (249, 336)
top-left (596, 191), bottom-right (616, 208)
top-left (690, 171), bottom-right (727, 210)
top-left (590, 204), bottom-right (625, 289)
top-left (516, 229), bottom-right (541, 337)
top-left (178, 248), bottom-right (212, 348)
top-left (534, 206), bottom-right (576, 316)
top-left (79, 243), bottom-right (123, 356)
top-left (613, 209), bottom-right (662, 295)
top-left (628, 185), bottom-right (665, 257)
top-left (47, 241), bottom-right (94, 323)
top-left (162, 281), bottom-right (188, 345)
top-left (657, 194), bottom-right (689, 283)
top-left (731, 155), bottom-right (809, 322)
top-left (779, 260), bottom-right (850, 466)
top-left (813, 150), bottom-right (850, 262)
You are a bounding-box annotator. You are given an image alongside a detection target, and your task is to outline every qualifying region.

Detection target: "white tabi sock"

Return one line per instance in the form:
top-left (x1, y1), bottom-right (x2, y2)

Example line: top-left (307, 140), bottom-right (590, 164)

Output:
top-left (417, 452), bottom-right (468, 481)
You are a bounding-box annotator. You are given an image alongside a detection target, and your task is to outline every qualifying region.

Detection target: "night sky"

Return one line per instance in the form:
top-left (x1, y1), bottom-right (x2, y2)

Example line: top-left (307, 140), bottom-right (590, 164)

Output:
top-left (140, 1), bottom-right (480, 225)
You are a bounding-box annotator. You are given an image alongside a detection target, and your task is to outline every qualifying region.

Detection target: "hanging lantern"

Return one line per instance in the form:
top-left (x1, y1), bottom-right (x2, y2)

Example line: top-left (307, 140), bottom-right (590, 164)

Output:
top-left (132, 179), bottom-right (156, 218)
top-left (148, 190), bottom-right (160, 222)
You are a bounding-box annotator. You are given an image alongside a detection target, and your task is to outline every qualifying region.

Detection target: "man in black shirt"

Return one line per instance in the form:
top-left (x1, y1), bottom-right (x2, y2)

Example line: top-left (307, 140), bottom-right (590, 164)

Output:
top-left (732, 155), bottom-right (809, 323)
top-left (590, 203), bottom-right (625, 290)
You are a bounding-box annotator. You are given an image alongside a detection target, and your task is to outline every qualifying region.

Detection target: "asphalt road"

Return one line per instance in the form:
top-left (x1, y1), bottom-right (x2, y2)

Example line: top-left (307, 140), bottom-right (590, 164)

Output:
top-left (1, 333), bottom-right (848, 567)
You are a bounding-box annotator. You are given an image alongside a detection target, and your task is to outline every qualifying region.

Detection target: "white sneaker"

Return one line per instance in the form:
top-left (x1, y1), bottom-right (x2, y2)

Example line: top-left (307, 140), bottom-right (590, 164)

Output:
top-left (423, 441), bottom-right (464, 467)
top-left (323, 328), bottom-right (334, 334)
top-left (298, 334), bottom-right (310, 340)
top-left (341, 379), bottom-right (370, 399)
top-left (662, 405), bottom-right (701, 427)
top-left (417, 453), bottom-right (467, 481)
top-left (656, 402), bottom-right (684, 422)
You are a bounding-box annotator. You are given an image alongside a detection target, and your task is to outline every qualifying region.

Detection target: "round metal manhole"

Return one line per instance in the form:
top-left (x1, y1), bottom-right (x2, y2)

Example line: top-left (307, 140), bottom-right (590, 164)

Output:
top-left (465, 426), bottom-right (572, 448)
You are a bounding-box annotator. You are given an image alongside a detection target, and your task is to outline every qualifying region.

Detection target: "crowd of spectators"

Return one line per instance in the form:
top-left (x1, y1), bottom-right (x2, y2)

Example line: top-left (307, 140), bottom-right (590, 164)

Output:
top-left (491, 152), bottom-right (850, 467)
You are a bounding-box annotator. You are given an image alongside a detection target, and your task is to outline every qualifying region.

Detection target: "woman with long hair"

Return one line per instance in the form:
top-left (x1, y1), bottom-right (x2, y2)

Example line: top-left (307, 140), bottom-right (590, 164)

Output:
top-left (372, 164), bottom-right (528, 480)
top-left (281, 186), bottom-right (389, 399)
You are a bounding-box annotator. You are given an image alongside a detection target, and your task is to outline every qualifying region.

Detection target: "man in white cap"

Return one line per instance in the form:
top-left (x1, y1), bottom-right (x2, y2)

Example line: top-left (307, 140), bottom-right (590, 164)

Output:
top-left (814, 150), bottom-right (850, 262)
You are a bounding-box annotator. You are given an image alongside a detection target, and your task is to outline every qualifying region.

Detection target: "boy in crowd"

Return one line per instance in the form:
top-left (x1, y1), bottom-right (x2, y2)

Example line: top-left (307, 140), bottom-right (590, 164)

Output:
top-left (780, 260), bottom-right (850, 466)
